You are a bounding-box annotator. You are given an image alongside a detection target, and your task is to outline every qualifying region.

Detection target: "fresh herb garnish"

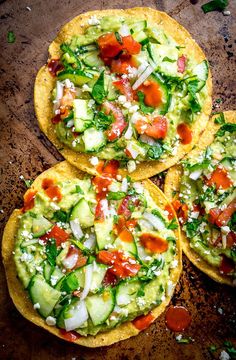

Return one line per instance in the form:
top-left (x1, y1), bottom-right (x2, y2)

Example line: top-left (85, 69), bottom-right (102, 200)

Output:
top-left (176, 336), bottom-right (193, 344)
top-left (201, 0), bottom-right (228, 14)
top-left (53, 210), bottom-right (68, 223)
top-left (163, 56), bottom-right (176, 63)
top-left (208, 344), bottom-right (217, 353)
top-left (92, 70), bottom-right (106, 104)
top-left (216, 123), bottom-right (236, 137)
top-left (185, 219), bottom-right (201, 238)
top-left (107, 191), bottom-right (126, 200)
top-left (137, 91), bottom-right (155, 114)
top-left (115, 32), bottom-right (123, 44)
top-left (24, 179), bottom-right (33, 188)
top-left (94, 111), bottom-right (113, 130)
top-left (187, 80), bottom-right (202, 113)
top-left (167, 218), bottom-right (178, 230)
top-left (46, 239), bottom-right (57, 266)
top-left (223, 341), bottom-right (236, 358)
top-left (214, 112), bottom-right (225, 125)
top-left (61, 273), bottom-right (79, 292)
top-left (152, 209), bottom-right (166, 223)
top-left (147, 144), bottom-right (163, 160)
top-left (7, 31), bottom-right (16, 43)
top-left (75, 185), bottom-right (84, 194)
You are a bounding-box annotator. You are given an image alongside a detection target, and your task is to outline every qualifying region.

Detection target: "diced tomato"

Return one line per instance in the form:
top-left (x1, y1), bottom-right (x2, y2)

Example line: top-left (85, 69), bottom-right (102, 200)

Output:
top-left (122, 35), bottom-right (141, 55)
top-left (177, 55), bottom-right (187, 73)
top-left (117, 196), bottom-right (132, 219)
top-left (51, 114), bottom-right (61, 124)
top-left (60, 87), bottom-right (76, 108)
top-left (172, 199), bottom-right (182, 211)
top-left (140, 233), bottom-right (168, 254)
top-left (48, 59), bottom-right (64, 77)
top-left (97, 250), bottom-right (140, 279)
top-left (102, 159), bottom-right (120, 177)
top-left (44, 185), bottom-right (62, 202)
top-left (206, 166), bottom-right (233, 190)
top-left (111, 54), bottom-right (137, 76)
top-left (165, 204), bottom-right (175, 220)
top-left (59, 329), bottom-right (80, 342)
top-left (103, 102), bottom-right (127, 141)
top-left (177, 123), bottom-right (192, 145)
top-left (134, 119), bottom-right (148, 134)
top-left (113, 77), bottom-right (133, 101)
top-left (66, 246), bottom-right (87, 269)
top-left (192, 203), bottom-right (205, 216)
top-left (219, 255), bottom-right (235, 274)
top-left (165, 306), bottom-right (191, 332)
top-left (208, 207), bottom-right (222, 225)
top-left (40, 225), bottom-right (69, 247)
top-left (132, 312), bottom-right (154, 331)
top-left (102, 269), bottom-right (118, 287)
top-left (41, 178), bottom-right (54, 190)
top-left (226, 231), bottom-right (236, 248)
top-left (126, 219), bottom-right (137, 231)
top-left (137, 80), bottom-right (162, 108)
top-left (97, 33), bottom-right (123, 58)
top-left (22, 190), bottom-right (37, 212)
top-left (119, 228), bottom-right (134, 243)
top-left (145, 116), bottom-right (168, 140)
top-left (95, 199), bottom-right (106, 220)
top-left (216, 199), bottom-right (236, 227)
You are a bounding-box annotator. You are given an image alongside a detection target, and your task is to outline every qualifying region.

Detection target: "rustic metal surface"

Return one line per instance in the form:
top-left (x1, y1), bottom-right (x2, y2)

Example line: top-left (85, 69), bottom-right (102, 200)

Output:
top-left (0, 0), bottom-right (236, 359)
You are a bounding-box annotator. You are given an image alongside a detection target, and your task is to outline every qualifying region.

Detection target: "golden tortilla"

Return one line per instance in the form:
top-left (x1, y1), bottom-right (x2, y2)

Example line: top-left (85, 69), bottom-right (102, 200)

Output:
top-left (2, 161), bottom-right (182, 347)
top-left (34, 7), bottom-right (212, 180)
top-left (164, 111), bottom-right (236, 287)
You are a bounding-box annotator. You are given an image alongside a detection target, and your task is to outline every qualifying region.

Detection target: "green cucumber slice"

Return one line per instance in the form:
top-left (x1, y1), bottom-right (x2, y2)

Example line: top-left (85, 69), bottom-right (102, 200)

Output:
top-left (90, 263), bottom-right (108, 292)
top-left (83, 51), bottom-right (103, 67)
top-left (82, 127), bottom-right (106, 152)
top-left (32, 216), bottom-right (52, 238)
top-left (57, 69), bottom-right (93, 86)
top-left (73, 99), bottom-right (94, 132)
top-left (116, 280), bottom-right (141, 307)
top-left (192, 60), bottom-right (209, 82)
top-left (85, 287), bottom-right (115, 326)
top-left (94, 216), bottom-right (114, 250)
top-left (70, 198), bottom-right (94, 228)
top-left (113, 233), bottom-right (137, 256)
top-left (28, 274), bottom-right (61, 318)
top-left (43, 261), bottom-right (54, 283)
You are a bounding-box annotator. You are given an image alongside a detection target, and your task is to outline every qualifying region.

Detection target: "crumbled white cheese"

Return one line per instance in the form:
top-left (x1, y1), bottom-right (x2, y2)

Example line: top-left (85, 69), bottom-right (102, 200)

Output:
top-left (127, 160), bottom-right (136, 173)
top-left (170, 260), bottom-right (178, 269)
top-left (89, 156), bottom-right (99, 166)
top-left (121, 177), bottom-right (128, 192)
top-left (116, 174), bottom-right (122, 181)
top-left (221, 226), bottom-right (230, 234)
top-left (217, 307), bottom-right (223, 315)
top-left (45, 316), bottom-right (57, 326)
top-left (123, 101), bottom-right (132, 109)
top-left (219, 350), bottom-right (230, 360)
top-left (136, 297), bottom-right (146, 308)
top-left (26, 6), bottom-right (31, 11)
top-left (35, 266), bottom-right (43, 274)
top-left (38, 239), bottom-right (45, 246)
top-left (176, 334), bottom-right (182, 341)
top-left (87, 15), bottom-right (100, 25)
top-left (50, 275), bottom-right (59, 286)
top-left (127, 65), bottom-right (138, 79)
top-left (82, 84), bottom-right (91, 92)
top-left (117, 95), bottom-right (127, 104)
top-left (20, 252), bottom-right (33, 262)
top-left (33, 303), bottom-right (40, 309)
top-left (223, 10), bottom-right (231, 16)
top-left (88, 99), bottom-right (95, 108)
top-left (128, 105), bottom-right (139, 114)
top-left (133, 182), bottom-right (144, 194)
top-left (63, 79), bottom-right (75, 89)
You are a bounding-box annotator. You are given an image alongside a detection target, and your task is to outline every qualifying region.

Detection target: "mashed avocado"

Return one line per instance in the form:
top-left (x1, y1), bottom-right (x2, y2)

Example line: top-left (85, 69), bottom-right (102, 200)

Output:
top-left (14, 171), bottom-right (179, 336)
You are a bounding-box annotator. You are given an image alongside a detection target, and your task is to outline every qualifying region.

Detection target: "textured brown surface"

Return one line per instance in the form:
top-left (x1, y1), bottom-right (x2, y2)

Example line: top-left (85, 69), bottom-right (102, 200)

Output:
top-left (0, 0), bottom-right (235, 359)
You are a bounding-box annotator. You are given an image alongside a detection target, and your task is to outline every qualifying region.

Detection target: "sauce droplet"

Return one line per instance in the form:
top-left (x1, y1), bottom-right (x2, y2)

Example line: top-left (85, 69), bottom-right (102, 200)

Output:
top-left (165, 306), bottom-right (191, 332)
top-left (22, 190), bottom-right (37, 212)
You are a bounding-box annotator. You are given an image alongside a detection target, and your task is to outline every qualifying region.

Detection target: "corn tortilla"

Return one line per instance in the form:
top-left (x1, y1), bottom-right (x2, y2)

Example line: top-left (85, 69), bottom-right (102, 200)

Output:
top-left (34, 7), bottom-right (212, 180)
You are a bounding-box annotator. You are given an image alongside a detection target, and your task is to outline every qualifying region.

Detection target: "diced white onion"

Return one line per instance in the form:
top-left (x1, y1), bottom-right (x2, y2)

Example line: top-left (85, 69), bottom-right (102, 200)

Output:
top-left (189, 169), bottom-right (202, 180)
top-left (70, 220), bottom-right (84, 240)
top-left (121, 177), bottom-right (128, 193)
top-left (64, 300), bottom-right (88, 331)
top-left (80, 264), bottom-right (93, 300)
top-left (137, 61), bottom-right (149, 77)
top-left (139, 134), bottom-right (156, 145)
top-left (62, 252), bottom-right (78, 270)
top-left (56, 81), bottom-right (64, 103)
top-left (139, 219), bottom-right (153, 230)
top-left (222, 234), bottom-right (227, 249)
top-left (119, 24), bottom-right (130, 37)
top-left (84, 234), bottom-right (96, 249)
top-left (124, 123), bottom-right (133, 140)
top-left (126, 143), bottom-right (139, 159)
top-left (132, 64), bottom-right (154, 90)
top-left (99, 199), bottom-right (109, 217)
top-left (143, 212), bottom-right (165, 231)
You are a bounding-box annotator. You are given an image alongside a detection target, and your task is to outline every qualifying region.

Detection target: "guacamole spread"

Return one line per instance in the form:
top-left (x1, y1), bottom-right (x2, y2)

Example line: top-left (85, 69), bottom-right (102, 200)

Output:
top-left (14, 162), bottom-right (179, 336)
top-left (177, 119), bottom-right (236, 279)
top-left (48, 14), bottom-right (209, 171)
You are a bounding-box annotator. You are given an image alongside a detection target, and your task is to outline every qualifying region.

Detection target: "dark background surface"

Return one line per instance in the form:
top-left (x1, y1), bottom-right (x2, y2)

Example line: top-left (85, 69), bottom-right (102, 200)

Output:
top-left (0, 0), bottom-right (236, 359)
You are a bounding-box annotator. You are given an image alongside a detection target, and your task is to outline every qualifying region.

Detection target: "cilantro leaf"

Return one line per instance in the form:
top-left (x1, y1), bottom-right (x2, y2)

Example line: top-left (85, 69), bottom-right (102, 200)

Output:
top-left (163, 57), bottom-right (176, 63)
top-left (185, 219), bottom-right (201, 238)
top-left (147, 144), bottom-right (164, 160)
top-left (46, 239), bottom-right (57, 266)
top-left (107, 191), bottom-right (126, 200)
top-left (7, 31), bottom-right (16, 43)
top-left (201, 0), bottom-right (228, 14)
top-left (216, 123), bottom-right (236, 137)
top-left (214, 112), bottom-right (225, 125)
top-left (137, 91), bottom-right (155, 114)
top-left (92, 71), bottom-right (106, 104)
top-left (167, 218), bottom-right (178, 230)
top-left (94, 111), bottom-right (113, 130)
top-left (61, 273), bottom-right (79, 292)
top-left (53, 210), bottom-right (68, 223)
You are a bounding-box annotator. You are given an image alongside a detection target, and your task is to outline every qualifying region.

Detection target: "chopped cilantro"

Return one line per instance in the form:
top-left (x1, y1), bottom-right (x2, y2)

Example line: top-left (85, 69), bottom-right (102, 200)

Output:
top-left (107, 191), bottom-right (126, 200)
top-left (53, 210), bottom-right (68, 223)
top-left (7, 31), bottom-right (16, 43)
top-left (201, 0), bottom-right (228, 14)
top-left (163, 57), bottom-right (176, 63)
top-left (167, 218), bottom-right (178, 230)
top-left (208, 344), bottom-right (217, 353)
top-left (61, 273), bottom-right (79, 292)
top-left (152, 209), bottom-right (166, 223)
top-left (216, 123), bottom-right (236, 137)
top-left (92, 70), bottom-right (106, 104)
top-left (176, 336), bottom-right (193, 344)
top-left (214, 112), bottom-right (225, 125)
top-left (147, 144), bottom-right (163, 160)
top-left (24, 179), bottom-right (33, 188)
top-left (94, 111), bottom-right (113, 131)
top-left (185, 219), bottom-right (201, 238)
top-left (46, 239), bottom-right (57, 266)
top-left (75, 185), bottom-right (84, 194)
top-left (223, 341), bottom-right (236, 358)
top-left (113, 215), bottom-right (119, 224)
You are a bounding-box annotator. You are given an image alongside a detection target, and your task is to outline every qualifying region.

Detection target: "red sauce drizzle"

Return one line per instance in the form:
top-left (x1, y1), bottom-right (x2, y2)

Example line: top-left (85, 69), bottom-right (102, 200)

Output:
top-left (93, 160), bottom-right (120, 201)
top-left (48, 59), bottom-right (64, 77)
top-left (165, 306), bottom-right (191, 332)
top-left (51, 114), bottom-right (61, 124)
top-left (42, 178), bottom-right (54, 190)
top-left (164, 204), bottom-right (175, 220)
top-left (22, 190), bottom-right (37, 212)
top-left (132, 312), bottom-right (155, 331)
top-left (59, 329), bottom-right (80, 342)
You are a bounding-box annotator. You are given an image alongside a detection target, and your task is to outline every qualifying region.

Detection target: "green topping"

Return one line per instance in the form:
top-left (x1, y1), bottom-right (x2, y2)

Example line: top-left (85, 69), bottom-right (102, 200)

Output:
top-left (201, 0), bottom-right (228, 14)
top-left (91, 71), bottom-right (106, 104)
top-left (7, 31), bottom-right (16, 43)
top-left (46, 239), bottom-right (58, 267)
top-left (214, 112), bottom-right (225, 125)
top-left (107, 191), bottom-right (126, 200)
top-left (216, 123), bottom-right (236, 137)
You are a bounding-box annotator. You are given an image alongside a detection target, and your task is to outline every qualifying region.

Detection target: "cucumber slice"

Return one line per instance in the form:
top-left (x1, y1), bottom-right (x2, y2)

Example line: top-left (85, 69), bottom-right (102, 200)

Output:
top-left (94, 217), bottom-right (114, 250)
top-left (73, 99), bottom-right (94, 132)
top-left (50, 267), bottom-right (64, 286)
top-left (29, 274), bottom-right (61, 318)
top-left (32, 216), bottom-right (52, 238)
top-left (57, 69), bottom-right (93, 86)
top-left (90, 262), bottom-right (108, 292)
top-left (85, 287), bottom-right (115, 326)
top-left (149, 43), bottom-right (178, 77)
top-left (43, 262), bottom-right (54, 283)
top-left (130, 21), bottom-right (148, 44)
top-left (113, 233), bottom-right (137, 256)
top-left (82, 127), bottom-right (106, 152)
top-left (70, 198), bottom-right (94, 228)
top-left (83, 51), bottom-right (103, 67)
top-left (116, 280), bottom-right (141, 307)
top-left (133, 31), bottom-right (148, 43)
top-left (192, 60), bottom-right (209, 82)
top-left (56, 242), bottom-right (70, 266)
top-left (104, 74), bottom-right (117, 101)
